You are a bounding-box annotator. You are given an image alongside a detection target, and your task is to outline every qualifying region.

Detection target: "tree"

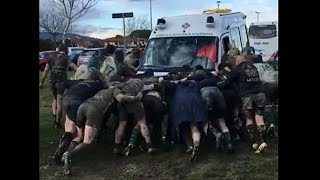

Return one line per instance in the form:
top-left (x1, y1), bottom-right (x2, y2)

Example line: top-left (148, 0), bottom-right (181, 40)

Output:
top-left (40, 9), bottom-right (68, 41)
top-left (91, 40), bottom-right (103, 48)
top-left (39, 39), bottom-right (58, 51)
top-left (129, 30), bottom-right (151, 39)
top-left (125, 15), bottom-right (150, 36)
top-left (203, 8), bottom-right (232, 13)
top-left (50, 0), bottom-right (101, 41)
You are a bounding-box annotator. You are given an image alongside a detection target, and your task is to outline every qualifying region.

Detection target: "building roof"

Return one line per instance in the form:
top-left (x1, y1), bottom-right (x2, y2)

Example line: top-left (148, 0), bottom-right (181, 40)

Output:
top-left (103, 36), bottom-right (148, 42)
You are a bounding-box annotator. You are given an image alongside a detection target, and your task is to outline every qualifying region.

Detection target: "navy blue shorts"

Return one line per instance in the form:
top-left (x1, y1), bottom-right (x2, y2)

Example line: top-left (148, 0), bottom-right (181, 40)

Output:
top-left (62, 96), bottom-right (83, 122)
top-left (171, 89), bottom-right (207, 127)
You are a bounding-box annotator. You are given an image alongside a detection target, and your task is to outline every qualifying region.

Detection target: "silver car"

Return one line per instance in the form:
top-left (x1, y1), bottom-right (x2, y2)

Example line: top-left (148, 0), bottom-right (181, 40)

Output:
top-left (77, 48), bottom-right (105, 67)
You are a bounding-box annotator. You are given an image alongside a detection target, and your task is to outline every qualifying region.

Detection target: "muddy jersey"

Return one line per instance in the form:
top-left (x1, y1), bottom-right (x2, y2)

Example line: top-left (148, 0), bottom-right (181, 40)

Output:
top-left (48, 53), bottom-right (69, 83)
top-left (116, 62), bottom-right (136, 78)
top-left (124, 53), bottom-right (138, 67)
top-left (84, 87), bottom-right (121, 113)
top-left (100, 55), bottom-right (117, 80)
top-left (187, 70), bottom-right (206, 81)
top-left (141, 76), bottom-right (159, 85)
top-left (226, 61), bottom-right (264, 97)
top-left (64, 80), bottom-right (104, 101)
top-left (121, 79), bottom-right (144, 96)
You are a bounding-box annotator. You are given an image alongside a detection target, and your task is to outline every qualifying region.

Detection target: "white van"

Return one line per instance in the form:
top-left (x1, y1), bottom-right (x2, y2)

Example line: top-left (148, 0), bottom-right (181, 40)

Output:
top-left (139, 12), bottom-right (250, 76)
top-left (248, 21), bottom-right (278, 61)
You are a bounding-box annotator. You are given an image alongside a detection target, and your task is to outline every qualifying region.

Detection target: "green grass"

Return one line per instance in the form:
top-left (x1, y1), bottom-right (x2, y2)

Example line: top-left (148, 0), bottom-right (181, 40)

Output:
top-left (39, 71), bottom-right (75, 161)
top-left (39, 71), bottom-right (278, 180)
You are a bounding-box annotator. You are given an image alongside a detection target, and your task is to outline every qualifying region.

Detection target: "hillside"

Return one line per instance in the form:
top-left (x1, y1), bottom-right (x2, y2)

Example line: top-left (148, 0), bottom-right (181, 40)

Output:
top-left (39, 32), bottom-right (102, 42)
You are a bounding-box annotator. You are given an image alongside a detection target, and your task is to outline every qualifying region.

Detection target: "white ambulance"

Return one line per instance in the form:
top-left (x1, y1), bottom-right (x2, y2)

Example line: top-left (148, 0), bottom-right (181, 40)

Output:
top-left (139, 12), bottom-right (250, 76)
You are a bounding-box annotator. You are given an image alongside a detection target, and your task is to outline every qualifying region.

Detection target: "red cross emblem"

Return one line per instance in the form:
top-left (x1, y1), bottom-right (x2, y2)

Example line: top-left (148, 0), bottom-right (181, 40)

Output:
top-left (182, 23), bottom-right (190, 29)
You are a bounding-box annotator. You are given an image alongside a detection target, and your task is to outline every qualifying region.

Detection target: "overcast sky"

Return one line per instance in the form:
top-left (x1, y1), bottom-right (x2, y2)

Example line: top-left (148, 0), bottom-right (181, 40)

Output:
top-left (40, 0), bottom-right (278, 39)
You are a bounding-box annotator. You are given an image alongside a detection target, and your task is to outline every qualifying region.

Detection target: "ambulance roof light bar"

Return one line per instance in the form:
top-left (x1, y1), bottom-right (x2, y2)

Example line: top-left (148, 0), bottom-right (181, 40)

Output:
top-left (156, 18), bottom-right (166, 29)
top-left (206, 16), bottom-right (215, 28)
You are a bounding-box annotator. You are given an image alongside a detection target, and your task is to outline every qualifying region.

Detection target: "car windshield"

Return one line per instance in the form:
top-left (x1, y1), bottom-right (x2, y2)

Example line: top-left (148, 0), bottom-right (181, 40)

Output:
top-left (249, 25), bottom-right (277, 39)
top-left (140, 36), bottom-right (219, 71)
top-left (69, 53), bottom-right (78, 58)
top-left (71, 48), bottom-right (84, 53)
top-left (80, 50), bottom-right (98, 56)
top-left (39, 52), bottom-right (48, 58)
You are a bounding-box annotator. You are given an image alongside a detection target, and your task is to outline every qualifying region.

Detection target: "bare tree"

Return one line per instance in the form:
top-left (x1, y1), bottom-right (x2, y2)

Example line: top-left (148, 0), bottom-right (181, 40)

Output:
top-left (125, 15), bottom-right (150, 36)
top-left (40, 9), bottom-right (68, 41)
top-left (70, 23), bottom-right (78, 34)
top-left (50, 0), bottom-right (100, 41)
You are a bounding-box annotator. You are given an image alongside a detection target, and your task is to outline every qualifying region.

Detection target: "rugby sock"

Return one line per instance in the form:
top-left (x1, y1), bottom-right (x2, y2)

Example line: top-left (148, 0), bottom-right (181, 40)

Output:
top-left (129, 125), bottom-right (141, 146)
top-left (114, 143), bottom-right (121, 149)
top-left (222, 132), bottom-right (233, 152)
top-left (247, 124), bottom-right (259, 143)
top-left (182, 127), bottom-right (193, 148)
top-left (161, 118), bottom-right (168, 141)
top-left (191, 141), bottom-right (200, 161)
top-left (113, 142), bottom-right (123, 154)
top-left (54, 132), bottom-right (73, 156)
top-left (67, 141), bottom-right (79, 152)
top-left (222, 132), bottom-right (232, 145)
top-left (208, 126), bottom-right (222, 139)
top-left (193, 141), bottom-right (200, 149)
top-left (147, 142), bottom-right (154, 149)
top-left (257, 125), bottom-right (266, 144)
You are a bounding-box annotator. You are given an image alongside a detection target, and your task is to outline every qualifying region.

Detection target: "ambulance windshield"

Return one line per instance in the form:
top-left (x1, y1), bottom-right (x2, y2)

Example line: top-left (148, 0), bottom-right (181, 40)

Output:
top-left (140, 36), bottom-right (219, 71)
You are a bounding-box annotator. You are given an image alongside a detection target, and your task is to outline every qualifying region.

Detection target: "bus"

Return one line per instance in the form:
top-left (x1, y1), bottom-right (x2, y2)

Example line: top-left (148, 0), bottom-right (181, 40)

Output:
top-left (248, 21), bottom-right (278, 61)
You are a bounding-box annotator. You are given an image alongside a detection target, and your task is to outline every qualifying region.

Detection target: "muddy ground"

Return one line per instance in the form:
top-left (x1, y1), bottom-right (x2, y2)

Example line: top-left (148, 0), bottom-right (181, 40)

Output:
top-left (39, 72), bottom-right (278, 180)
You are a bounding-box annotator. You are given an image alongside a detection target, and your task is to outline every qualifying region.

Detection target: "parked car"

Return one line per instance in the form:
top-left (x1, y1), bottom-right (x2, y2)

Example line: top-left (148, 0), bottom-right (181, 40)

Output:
top-left (68, 47), bottom-right (85, 56)
top-left (77, 48), bottom-right (105, 67)
top-left (39, 51), bottom-right (57, 71)
top-left (69, 52), bottom-right (81, 65)
top-left (116, 47), bottom-right (132, 55)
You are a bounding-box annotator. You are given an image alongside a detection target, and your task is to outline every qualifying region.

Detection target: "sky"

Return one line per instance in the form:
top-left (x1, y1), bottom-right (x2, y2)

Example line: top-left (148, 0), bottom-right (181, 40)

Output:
top-left (40, 0), bottom-right (278, 39)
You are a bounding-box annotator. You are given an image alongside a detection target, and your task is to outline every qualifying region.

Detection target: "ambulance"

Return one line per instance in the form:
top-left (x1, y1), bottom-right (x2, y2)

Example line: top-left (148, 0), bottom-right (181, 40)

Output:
top-left (138, 12), bottom-right (250, 76)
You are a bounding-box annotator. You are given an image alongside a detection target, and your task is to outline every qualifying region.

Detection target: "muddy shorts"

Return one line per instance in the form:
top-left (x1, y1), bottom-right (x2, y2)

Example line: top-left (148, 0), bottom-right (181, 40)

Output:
top-left (201, 87), bottom-right (227, 121)
top-left (117, 102), bottom-right (145, 122)
top-left (242, 92), bottom-right (266, 110)
top-left (76, 103), bottom-right (105, 131)
top-left (62, 96), bottom-right (83, 122)
top-left (143, 95), bottom-right (166, 114)
top-left (50, 81), bottom-right (67, 97)
top-left (143, 95), bottom-right (167, 124)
